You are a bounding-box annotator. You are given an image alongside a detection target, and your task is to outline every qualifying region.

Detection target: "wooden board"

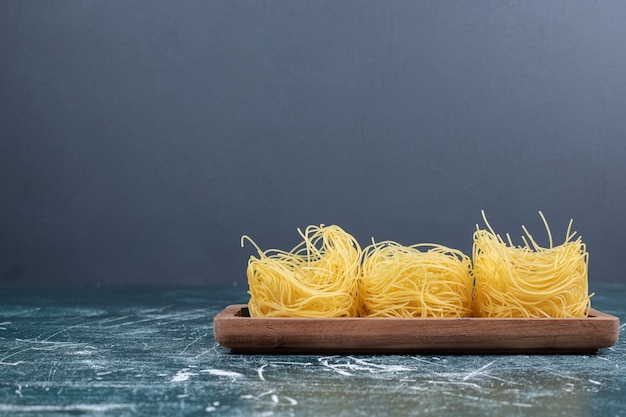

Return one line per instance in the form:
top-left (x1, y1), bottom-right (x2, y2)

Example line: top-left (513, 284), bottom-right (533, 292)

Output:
top-left (213, 305), bottom-right (620, 354)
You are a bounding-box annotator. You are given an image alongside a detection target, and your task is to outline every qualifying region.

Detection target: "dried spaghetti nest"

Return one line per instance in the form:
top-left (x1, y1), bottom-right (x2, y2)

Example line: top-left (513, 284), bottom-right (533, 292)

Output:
top-left (472, 211), bottom-right (591, 318)
top-left (242, 224), bottom-right (361, 317)
top-left (358, 241), bottom-right (473, 318)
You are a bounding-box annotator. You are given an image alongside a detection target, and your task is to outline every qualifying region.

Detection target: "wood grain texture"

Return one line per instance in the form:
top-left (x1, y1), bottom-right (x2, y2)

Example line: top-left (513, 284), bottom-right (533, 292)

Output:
top-left (214, 306), bottom-right (620, 354)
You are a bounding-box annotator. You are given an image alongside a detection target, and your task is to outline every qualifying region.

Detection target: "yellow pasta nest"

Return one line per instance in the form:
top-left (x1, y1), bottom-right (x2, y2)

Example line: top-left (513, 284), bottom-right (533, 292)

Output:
top-left (359, 241), bottom-right (473, 318)
top-left (242, 224), bottom-right (361, 317)
top-left (472, 211), bottom-right (591, 318)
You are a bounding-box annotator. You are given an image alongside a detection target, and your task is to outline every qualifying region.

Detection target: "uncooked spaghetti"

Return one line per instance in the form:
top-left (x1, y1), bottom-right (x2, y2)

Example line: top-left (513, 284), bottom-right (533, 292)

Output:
top-left (242, 224), bottom-right (361, 317)
top-left (358, 241), bottom-right (473, 318)
top-left (472, 211), bottom-right (591, 318)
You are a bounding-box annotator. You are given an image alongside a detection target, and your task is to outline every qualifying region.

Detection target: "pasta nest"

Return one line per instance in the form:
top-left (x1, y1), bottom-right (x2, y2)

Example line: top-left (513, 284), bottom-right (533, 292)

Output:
top-left (472, 212), bottom-right (591, 318)
top-left (243, 224), bottom-right (361, 317)
top-left (359, 241), bottom-right (473, 318)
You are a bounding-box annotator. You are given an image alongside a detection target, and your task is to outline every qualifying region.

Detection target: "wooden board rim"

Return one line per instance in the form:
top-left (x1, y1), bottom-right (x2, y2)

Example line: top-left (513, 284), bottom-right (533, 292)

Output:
top-left (213, 305), bottom-right (620, 354)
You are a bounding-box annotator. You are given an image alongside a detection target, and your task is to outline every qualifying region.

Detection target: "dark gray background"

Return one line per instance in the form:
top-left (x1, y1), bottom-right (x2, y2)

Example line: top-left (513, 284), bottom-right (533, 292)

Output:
top-left (1, 1), bottom-right (625, 287)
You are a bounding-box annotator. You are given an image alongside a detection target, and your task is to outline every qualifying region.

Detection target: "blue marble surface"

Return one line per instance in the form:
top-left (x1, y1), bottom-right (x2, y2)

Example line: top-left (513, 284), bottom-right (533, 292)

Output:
top-left (0, 283), bottom-right (624, 417)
